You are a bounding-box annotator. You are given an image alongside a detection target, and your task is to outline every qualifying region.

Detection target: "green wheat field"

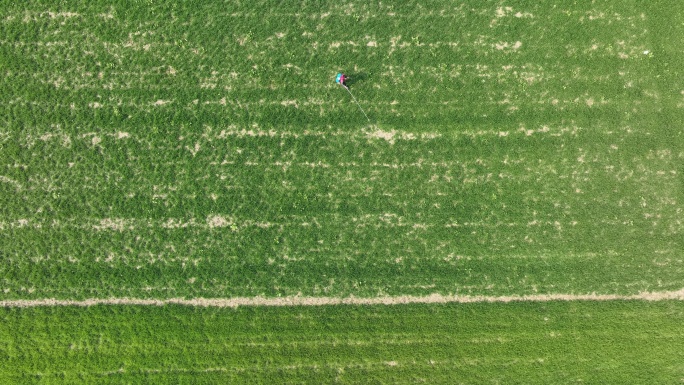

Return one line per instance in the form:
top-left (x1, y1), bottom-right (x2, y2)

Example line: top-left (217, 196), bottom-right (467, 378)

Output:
top-left (2, 0), bottom-right (684, 383)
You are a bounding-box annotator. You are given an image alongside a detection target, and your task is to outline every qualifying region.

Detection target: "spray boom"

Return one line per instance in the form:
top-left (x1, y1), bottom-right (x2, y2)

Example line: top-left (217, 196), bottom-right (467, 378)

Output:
top-left (335, 73), bottom-right (370, 123)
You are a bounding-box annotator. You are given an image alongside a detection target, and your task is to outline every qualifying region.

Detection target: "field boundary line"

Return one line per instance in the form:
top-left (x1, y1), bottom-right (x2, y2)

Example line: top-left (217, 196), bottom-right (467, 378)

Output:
top-left (3, 290), bottom-right (684, 308)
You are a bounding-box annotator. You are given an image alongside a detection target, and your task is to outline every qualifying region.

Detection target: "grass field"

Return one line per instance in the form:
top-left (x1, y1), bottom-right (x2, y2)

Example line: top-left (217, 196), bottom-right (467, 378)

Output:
top-left (2, 0), bottom-right (684, 300)
top-left (3, 301), bottom-right (684, 384)
top-left (2, 0), bottom-right (684, 382)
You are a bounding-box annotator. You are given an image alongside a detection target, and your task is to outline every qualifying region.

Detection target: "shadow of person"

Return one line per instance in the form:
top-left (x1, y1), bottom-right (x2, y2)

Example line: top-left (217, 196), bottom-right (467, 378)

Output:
top-left (345, 72), bottom-right (368, 88)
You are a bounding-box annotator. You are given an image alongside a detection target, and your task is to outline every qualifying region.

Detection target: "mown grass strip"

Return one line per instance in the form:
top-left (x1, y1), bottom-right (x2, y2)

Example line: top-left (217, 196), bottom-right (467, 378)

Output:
top-left (2, 301), bottom-right (684, 384)
top-left (5, 289), bottom-right (684, 308)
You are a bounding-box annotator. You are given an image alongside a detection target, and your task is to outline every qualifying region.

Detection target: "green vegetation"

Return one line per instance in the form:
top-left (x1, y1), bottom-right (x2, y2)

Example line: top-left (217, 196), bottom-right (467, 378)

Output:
top-left (2, 1), bottom-right (684, 383)
top-left (2, 301), bottom-right (684, 384)
top-left (1, 0), bottom-right (684, 299)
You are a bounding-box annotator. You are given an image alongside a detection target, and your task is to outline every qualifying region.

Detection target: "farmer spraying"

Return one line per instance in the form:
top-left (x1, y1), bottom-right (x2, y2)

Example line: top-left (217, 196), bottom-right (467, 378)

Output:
top-left (335, 72), bottom-right (370, 122)
top-left (335, 72), bottom-right (348, 88)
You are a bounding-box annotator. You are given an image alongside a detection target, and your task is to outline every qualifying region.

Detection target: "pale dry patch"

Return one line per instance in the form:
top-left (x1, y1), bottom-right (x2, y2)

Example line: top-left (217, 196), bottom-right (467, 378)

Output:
top-left (388, 35), bottom-right (402, 55)
top-left (89, 102), bottom-right (103, 109)
top-left (162, 218), bottom-right (196, 229)
top-left (93, 218), bottom-right (131, 232)
top-left (495, 7), bottom-right (511, 18)
top-left (367, 129), bottom-right (396, 144)
top-left (421, 132), bottom-right (442, 140)
top-left (520, 127), bottom-right (535, 136)
top-left (521, 73), bottom-right (539, 85)
top-left (367, 41), bottom-right (377, 47)
top-left (52, 77), bottom-right (65, 89)
top-left (116, 131), bottom-right (130, 139)
top-left (490, 7), bottom-right (533, 26)
top-left (186, 142), bottom-right (201, 157)
top-left (153, 99), bottom-right (171, 106)
top-left (91, 136), bottom-right (102, 146)
top-left (643, 89), bottom-right (660, 100)
top-left (98, 9), bottom-right (115, 20)
top-left (154, 192), bottom-right (169, 201)
top-left (236, 35), bottom-right (250, 45)
top-left (0, 175), bottom-right (22, 191)
top-left (585, 10), bottom-right (606, 21)
top-left (281, 63), bottom-right (302, 73)
top-left (246, 221), bottom-right (275, 229)
top-left (46, 11), bottom-right (80, 19)
top-left (104, 252), bottom-right (117, 263)
top-left (207, 215), bottom-right (233, 229)
top-left (300, 161), bottom-right (330, 168)
top-left (21, 11), bottom-right (79, 22)
top-left (494, 41), bottom-right (522, 51)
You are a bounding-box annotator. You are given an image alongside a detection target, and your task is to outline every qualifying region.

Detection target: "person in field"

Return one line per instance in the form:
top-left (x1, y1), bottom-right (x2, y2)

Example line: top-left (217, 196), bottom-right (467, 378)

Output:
top-left (335, 72), bottom-right (348, 88)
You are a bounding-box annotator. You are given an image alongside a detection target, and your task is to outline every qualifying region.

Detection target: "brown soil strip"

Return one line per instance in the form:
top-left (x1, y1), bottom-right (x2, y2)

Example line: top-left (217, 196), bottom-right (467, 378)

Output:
top-left (3, 289), bottom-right (684, 308)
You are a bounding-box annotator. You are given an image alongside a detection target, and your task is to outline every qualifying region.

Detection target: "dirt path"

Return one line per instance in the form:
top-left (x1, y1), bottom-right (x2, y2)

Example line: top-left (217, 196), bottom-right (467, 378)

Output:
top-left (3, 289), bottom-right (684, 308)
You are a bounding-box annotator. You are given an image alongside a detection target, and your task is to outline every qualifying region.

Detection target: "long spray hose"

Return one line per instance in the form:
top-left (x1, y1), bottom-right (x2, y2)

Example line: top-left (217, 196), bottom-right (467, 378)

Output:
top-left (343, 85), bottom-right (371, 123)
